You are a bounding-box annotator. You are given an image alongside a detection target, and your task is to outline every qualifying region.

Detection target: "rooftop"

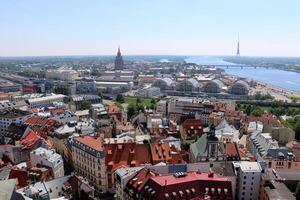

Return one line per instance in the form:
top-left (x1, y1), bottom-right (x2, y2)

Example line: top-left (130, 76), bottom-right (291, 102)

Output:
top-left (31, 147), bottom-right (62, 164)
top-left (0, 109), bottom-right (31, 119)
top-left (233, 161), bottom-right (261, 172)
top-left (151, 171), bottom-right (230, 186)
top-left (73, 135), bottom-right (104, 152)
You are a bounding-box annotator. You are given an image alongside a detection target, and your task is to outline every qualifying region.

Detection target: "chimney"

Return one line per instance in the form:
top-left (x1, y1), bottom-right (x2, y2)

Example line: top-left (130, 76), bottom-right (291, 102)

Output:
top-left (208, 172), bottom-right (214, 178)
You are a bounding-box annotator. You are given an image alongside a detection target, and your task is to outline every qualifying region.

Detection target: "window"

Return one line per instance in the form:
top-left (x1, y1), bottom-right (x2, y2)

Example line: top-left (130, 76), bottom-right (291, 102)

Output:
top-left (243, 181), bottom-right (246, 185)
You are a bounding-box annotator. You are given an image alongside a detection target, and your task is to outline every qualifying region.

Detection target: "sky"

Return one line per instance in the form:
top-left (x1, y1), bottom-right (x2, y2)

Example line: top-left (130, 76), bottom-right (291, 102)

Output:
top-left (1, 0), bottom-right (300, 57)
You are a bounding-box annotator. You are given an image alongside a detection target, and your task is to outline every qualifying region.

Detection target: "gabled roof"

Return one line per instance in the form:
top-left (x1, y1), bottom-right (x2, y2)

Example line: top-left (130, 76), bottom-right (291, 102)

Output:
top-left (73, 135), bottom-right (104, 152)
top-left (190, 134), bottom-right (208, 158)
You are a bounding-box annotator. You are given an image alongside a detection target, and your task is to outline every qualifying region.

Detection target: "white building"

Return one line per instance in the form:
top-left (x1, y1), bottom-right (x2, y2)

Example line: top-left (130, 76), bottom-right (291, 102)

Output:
top-left (233, 161), bottom-right (262, 200)
top-left (115, 167), bottom-right (144, 200)
top-left (215, 120), bottom-right (240, 143)
top-left (137, 87), bottom-right (161, 98)
top-left (51, 110), bottom-right (79, 124)
top-left (17, 175), bottom-right (72, 200)
top-left (46, 69), bottom-right (79, 81)
top-left (30, 147), bottom-right (64, 178)
top-left (156, 100), bottom-right (167, 116)
top-left (54, 119), bottom-right (95, 136)
top-left (0, 109), bottom-right (32, 139)
top-left (247, 121), bottom-right (263, 134)
top-left (27, 94), bottom-right (66, 108)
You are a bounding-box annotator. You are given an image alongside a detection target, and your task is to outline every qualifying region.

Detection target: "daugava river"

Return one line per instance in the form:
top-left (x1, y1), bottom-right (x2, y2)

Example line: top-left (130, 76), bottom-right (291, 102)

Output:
top-left (185, 56), bottom-right (300, 92)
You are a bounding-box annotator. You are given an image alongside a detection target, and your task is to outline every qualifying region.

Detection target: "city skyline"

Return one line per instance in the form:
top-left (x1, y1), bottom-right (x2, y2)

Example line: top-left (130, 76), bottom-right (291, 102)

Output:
top-left (1, 0), bottom-right (300, 57)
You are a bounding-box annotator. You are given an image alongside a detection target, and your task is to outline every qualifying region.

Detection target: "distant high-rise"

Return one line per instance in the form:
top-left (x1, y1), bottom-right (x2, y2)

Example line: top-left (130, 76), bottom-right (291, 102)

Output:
top-left (236, 37), bottom-right (240, 56)
top-left (114, 46), bottom-right (124, 70)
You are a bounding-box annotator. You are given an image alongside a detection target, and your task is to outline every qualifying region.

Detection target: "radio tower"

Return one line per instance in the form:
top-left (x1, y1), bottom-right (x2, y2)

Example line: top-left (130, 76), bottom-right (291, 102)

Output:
top-left (236, 36), bottom-right (240, 56)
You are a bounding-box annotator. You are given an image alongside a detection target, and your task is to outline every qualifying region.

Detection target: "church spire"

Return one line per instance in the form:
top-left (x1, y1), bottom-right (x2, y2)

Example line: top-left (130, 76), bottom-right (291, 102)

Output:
top-left (236, 35), bottom-right (240, 56)
top-left (117, 46), bottom-right (121, 56)
top-left (115, 46), bottom-right (124, 70)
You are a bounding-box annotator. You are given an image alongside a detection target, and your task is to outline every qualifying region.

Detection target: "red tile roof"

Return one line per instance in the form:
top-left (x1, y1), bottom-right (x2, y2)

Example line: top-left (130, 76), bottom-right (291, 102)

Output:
top-left (24, 116), bottom-right (59, 134)
top-left (105, 143), bottom-right (150, 171)
top-left (50, 109), bottom-right (65, 116)
top-left (134, 171), bottom-right (233, 200)
top-left (19, 131), bottom-right (52, 150)
top-left (150, 143), bottom-right (182, 164)
top-left (9, 168), bottom-right (28, 188)
top-left (244, 114), bottom-right (281, 127)
top-left (225, 143), bottom-right (239, 157)
top-left (73, 135), bottom-right (104, 152)
top-left (127, 168), bottom-right (157, 192)
top-left (182, 119), bottom-right (203, 129)
top-left (151, 172), bottom-right (230, 186)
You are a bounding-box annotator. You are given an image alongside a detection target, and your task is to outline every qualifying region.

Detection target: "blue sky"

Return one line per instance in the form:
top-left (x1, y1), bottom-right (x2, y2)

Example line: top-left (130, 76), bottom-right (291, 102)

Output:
top-left (1, 0), bottom-right (300, 57)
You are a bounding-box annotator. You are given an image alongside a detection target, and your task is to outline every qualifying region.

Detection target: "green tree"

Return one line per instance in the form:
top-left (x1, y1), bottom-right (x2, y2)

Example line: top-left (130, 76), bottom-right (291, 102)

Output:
top-left (245, 105), bottom-right (253, 115)
top-left (81, 101), bottom-right (91, 110)
top-left (127, 103), bottom-right (137, 120)
top-left (54, 85), bottom-right (69, 95)
top-left (150, 104), bottom-right (155, 110)
top-left (136, 97), bottom-right (142, 105)
top-left (136, 104), bottom-right (145, 113)
top-left (295, 121), bottom-right (300, 141)
top-left (181, 142), bottom-right (190, 151)
top-left (251, 107), bottom-right (264, 117)
top-left (271, 100), bottom-right (283, 108)
top-left (270, 107), bottom-right (286, 117)
top-left (296, 182), bottom-right (300, 199)
top-left (133, 71), bottom-right (140, 80)
top-left (116, 94), bottom-right (125, 103)
top-left (151, 98), bottom-right (156, 104)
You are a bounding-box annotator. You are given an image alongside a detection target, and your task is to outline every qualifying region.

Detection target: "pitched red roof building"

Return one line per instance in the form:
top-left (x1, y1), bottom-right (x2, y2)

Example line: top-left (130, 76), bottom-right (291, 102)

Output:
top-left (126, 171), bottom-right (233, 200)
top-left (150, 143), bottom-right (182, 165)
top-left (24, 116), bottom-right (60, 135)
top-left (180, 119), bottom-right (203, 139)
top-left (104, 142), bottom-right (150, 188)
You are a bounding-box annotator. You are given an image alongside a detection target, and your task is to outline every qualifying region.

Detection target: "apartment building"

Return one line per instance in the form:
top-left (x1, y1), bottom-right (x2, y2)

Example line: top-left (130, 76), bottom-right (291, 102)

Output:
top-left (71, 135), bottom-right (107, 191)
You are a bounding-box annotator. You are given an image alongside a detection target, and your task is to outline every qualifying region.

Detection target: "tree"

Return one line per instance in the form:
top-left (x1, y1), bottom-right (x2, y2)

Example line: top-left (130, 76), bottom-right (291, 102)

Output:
top-left (150, 104), bottom-right (155, 110)
top-left (81, 101), bottom-right (91, 110)
top-left (136, 97), bottom-right (142, 105)
top-left (270, 107), bottom-right (285, 117)
top-left (127, 103), bottom-right (136, 120)
top-left (295, 121), bottom-right (300, 141)
top-left (181, 142), bottom-right (190, 151)
top-left (54, 85), bottom-right (69, 95)
top-left (151, 99), bottom-right (156, 104)
top-left (296, 182), bottom-right (300, 199)
top-left (116, 94), bottom-right (125, 103)
top-left (245, 105), bottom-right (253, 115)
top-left (251, 107), bottom-right (264, 117)
top-left (136, 103), bottom-right (145, 113)
top-left (133, 71), bottom-right (140, 80)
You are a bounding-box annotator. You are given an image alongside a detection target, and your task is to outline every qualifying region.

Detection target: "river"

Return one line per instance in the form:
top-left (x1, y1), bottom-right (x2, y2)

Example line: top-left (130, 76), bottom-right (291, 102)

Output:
top-left (185, 56), bottom-right (300, 92)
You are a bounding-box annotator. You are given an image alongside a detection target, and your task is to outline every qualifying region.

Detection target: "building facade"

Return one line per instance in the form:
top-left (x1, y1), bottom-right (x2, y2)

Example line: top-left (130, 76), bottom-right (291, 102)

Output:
top-left (30, 147), bottom-right (64, 178)
top-left (71, 135), bottom-right (107, 191)
top-left (233, 161), bottom-right (262, 200)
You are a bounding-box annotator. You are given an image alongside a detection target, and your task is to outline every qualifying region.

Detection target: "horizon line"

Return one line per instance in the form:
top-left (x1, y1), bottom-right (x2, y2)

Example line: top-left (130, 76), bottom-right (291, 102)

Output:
top-left (1, 54), bottom-right (300, 59)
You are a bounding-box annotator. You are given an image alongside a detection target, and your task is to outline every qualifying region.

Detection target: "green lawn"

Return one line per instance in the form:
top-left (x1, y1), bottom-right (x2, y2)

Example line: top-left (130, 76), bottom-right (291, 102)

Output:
top-left (124, 96), bottom-right (153, 106)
